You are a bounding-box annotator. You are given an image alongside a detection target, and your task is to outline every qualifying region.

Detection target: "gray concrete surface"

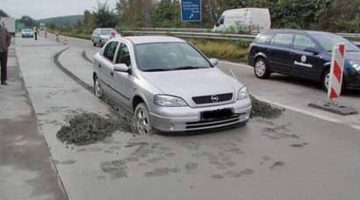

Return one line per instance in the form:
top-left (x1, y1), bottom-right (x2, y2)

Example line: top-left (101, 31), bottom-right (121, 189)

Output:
top-left (26, 34), bottom-right (360, 200)
top-left (0, 46), bottom-right (65, 200)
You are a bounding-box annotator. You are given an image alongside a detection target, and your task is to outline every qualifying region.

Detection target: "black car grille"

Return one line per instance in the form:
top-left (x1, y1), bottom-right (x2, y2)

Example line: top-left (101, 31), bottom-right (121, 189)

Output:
top-left (192, 93), bottom-right (233, 104)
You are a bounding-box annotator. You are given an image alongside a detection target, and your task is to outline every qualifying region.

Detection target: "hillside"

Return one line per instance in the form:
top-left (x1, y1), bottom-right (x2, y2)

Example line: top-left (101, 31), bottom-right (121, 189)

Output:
top-left (39, 15), bottom-right (84, 27)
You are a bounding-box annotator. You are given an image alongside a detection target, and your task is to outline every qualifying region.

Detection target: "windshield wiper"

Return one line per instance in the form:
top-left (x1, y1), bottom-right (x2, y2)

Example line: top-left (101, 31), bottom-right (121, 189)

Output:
top-left (171, 66), bottom-right (205, 70)
top-left (142, 68), bottom-right (171, 72)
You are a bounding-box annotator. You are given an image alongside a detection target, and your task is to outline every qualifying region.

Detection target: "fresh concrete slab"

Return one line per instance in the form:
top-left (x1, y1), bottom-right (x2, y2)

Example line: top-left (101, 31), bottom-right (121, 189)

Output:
top-left (0, 46), bottom-right (66, 200)
top-left (19, 35), bottom-right (360, 200)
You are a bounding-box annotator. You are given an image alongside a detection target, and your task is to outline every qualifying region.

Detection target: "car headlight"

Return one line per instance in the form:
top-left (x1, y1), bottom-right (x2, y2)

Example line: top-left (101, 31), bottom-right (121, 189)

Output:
top-left (351, 62), bottom-right (360, 71)
top-left (237, 86), bottom-right (248, 100)
top-left (154, 95), bottom-right (188, 107)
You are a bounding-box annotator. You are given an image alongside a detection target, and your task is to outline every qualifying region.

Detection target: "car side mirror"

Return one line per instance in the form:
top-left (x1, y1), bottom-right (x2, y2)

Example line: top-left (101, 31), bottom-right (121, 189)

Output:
top-left (209, 58), bottom-right (219, 66)
top-left (304, 47), bottom-right (319, 55)
top-left (113, 63), bottom-right (129, 73)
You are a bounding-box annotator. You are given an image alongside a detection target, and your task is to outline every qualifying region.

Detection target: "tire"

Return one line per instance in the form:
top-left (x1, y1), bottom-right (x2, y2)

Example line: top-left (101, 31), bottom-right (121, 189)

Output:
top-left (322, 69), bottom-right (347, 93)
top-left (94, 76), bottom-right (103, 99)
top-left (134, 103), bottom-right (153, 135)
top-left (254, 58), bottom-right (270, 79)
top-left (322, 69), bottom-right (330, 91)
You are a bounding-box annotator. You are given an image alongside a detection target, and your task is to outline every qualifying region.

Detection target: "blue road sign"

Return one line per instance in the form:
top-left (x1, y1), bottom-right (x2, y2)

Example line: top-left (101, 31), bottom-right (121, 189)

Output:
top-left (181, 0), bottom-right (202, 22)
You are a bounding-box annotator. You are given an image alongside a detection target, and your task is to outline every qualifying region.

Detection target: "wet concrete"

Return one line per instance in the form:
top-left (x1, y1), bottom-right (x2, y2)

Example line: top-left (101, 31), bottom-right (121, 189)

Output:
top-left (0, 46), bottom-right (65, 200)
top-left (13, 34), bottom-right (360, 200)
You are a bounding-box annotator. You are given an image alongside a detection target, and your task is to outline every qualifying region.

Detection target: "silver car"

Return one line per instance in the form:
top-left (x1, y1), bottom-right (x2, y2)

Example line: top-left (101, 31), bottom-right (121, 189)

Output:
top-left (91, 28), bottom-right (120, 47)
top-left (92, 36), bottom-right (252, 134)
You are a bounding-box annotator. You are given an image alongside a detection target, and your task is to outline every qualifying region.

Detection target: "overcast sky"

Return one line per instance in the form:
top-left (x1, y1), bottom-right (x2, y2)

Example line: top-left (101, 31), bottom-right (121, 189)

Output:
top-left (0, 0), bottom-right (118, 19)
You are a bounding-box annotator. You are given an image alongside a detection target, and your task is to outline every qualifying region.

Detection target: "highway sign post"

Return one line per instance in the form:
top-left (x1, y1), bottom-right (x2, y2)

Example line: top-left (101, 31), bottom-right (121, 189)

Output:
top-left (181, 0), bottom-right (202, 22)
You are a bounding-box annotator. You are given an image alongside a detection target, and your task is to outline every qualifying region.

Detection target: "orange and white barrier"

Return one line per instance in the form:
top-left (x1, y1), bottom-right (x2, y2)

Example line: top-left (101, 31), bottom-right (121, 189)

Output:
top-left (328, 43), bottom-right (346, 99)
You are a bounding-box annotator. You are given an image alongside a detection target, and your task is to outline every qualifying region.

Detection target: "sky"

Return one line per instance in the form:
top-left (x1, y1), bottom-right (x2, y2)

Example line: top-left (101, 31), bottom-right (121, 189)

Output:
top-left (0, 0), bottom-right (118, 19)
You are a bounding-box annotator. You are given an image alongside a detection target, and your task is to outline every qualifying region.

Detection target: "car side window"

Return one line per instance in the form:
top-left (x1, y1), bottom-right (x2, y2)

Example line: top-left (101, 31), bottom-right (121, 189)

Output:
top-left (255, 33), bottom-right (274, 44)
top-left (103, 41), bottom-right (119, 62)
top-left (116, 43), bottom-right (131, 66)
top-left (271, 33), bottom-right (293, 48)
top-left (219, 16), bottom-right (225, 25)
top-left (293, 35), bottom-right (317, 51)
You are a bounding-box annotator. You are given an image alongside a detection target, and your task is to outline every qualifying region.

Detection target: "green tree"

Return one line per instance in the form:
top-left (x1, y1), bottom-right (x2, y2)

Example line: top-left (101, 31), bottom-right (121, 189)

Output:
top-left (93, 2), bottom-right (117, 28)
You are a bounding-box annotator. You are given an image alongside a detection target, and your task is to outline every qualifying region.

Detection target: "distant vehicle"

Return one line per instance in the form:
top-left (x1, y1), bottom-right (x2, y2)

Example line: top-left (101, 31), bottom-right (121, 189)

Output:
top-left (92, 36), bottom-right (252, 134)
top-left (0, 17), bottom-right (16, 36)
top-left (21, 29), bottom-right (34, 38)
top-left (213, 8), bottom-right (271, 33)
top-left (39, 23), bottom-right (46, 31)
top-left (248, 29), bottom-right (360, 91)
top-left (91, 28), bottom-right (120, 47)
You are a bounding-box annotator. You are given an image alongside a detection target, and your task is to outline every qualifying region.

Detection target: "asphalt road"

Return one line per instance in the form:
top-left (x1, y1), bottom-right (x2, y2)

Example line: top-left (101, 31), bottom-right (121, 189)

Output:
top-left (2, 33), bottom-right (360, 200)
top-left (50, 32), bottom-right (360, 130)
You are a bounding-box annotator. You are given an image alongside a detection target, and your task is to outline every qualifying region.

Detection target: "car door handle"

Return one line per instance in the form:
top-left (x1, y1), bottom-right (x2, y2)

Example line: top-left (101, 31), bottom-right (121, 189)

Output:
top-left (110, 71), bottom-right (114, 77)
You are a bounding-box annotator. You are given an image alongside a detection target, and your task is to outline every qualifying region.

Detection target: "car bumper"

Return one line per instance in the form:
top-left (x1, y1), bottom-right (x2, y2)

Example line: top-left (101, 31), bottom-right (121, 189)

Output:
top-left (150, 98), bottom-right (252, 132)
top-left (346, 72), bottom-right (360, 90)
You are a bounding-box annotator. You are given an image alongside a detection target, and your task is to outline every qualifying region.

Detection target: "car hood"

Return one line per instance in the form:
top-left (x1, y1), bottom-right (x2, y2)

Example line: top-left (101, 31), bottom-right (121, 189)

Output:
top-left (140, 68), bottom-right (242, 106)
top-left (346, 51), bottom-right (360, 63)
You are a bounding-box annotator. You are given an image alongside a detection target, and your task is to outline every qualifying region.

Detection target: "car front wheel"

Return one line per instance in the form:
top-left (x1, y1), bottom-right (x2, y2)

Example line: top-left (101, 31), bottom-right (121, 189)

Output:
top-left (254, 58), bottom-right (270, 79)
top-left (134, 103), bottom-right (153, 135)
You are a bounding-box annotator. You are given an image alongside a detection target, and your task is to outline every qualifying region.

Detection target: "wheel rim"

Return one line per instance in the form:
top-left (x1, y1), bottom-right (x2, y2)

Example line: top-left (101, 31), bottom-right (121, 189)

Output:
top-left (255, 60), bottom-right (266, 77)
top-left (324, 73), bottom-right (330, 90)
top-left (95, 79), bottom-right (102, 97)
top-left (135, 107), bottom-right (151, 135)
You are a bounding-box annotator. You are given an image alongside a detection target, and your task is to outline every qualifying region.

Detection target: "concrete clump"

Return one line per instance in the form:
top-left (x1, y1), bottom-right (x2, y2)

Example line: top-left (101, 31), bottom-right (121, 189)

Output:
top-left (250, 95), bottom-right (284, 119)
top-left (56, 113), bottom-right (123, 145)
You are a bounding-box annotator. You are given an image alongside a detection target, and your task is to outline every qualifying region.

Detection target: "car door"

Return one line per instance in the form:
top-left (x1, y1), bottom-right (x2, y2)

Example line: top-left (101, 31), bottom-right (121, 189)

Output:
top-left (268, 33), bottom-right (294, 75)
top-left (113, 43), bottom-right (135, 108)
top-left (98, 41), bottom-right (119, 99)
top-left (290, 34), bottom-right (326, 80)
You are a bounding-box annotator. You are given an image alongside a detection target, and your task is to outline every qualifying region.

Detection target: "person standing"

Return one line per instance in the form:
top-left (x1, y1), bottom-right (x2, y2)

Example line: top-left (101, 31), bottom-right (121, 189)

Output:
top-left (33, 26), bottom-right (38, 40)
top-left (0, 20), bottom-right (11, 85)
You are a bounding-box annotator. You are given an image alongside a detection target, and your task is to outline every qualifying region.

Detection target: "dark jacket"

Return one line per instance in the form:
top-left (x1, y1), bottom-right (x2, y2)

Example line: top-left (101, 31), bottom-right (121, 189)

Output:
top-left (0, 25), bottom-right (11, 53)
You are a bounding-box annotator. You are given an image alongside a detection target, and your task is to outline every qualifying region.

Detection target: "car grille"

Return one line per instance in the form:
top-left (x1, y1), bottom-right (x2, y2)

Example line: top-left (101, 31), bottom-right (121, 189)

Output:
top-left (186, 115), bottom-right (241, 129)
top-left (192, 93), bottom-right (233, 104)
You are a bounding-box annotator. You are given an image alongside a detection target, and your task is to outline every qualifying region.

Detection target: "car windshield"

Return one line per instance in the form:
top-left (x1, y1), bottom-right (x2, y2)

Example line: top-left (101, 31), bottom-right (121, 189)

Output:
top-left (100, 29), bottom-right (113, 35)
top-left (135, 42), bottom-right (212, 72)
top-left (312, 33), bottom-right (360, 52)
top-left (23, 29), bottom-right (32, 32)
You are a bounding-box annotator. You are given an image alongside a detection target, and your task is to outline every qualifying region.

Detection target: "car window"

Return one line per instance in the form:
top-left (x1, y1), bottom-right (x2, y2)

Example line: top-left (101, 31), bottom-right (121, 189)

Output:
top-left (219, 16), bottom-right (225, 25)
top-left (293, 35), bottom-right (317, 51)
top-left (255, 33), bottom-right (274, 44)
top-left (116, 43), bottom-right (131, 66)
top-left (135, 42), bottom-right (211, 71)
top-left (271, 33), bottom-right (293, 48)
top-left (103, 41), bottom-right (119, 62)
top-left (312, 32), bottom-right (360, 52)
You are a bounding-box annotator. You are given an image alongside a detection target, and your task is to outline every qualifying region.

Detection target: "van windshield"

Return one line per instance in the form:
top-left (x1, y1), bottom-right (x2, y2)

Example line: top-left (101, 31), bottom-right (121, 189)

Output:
top-left (312, 33), bottom-right (359, 52)
top-left (135, 42), bottom-right (212, 72)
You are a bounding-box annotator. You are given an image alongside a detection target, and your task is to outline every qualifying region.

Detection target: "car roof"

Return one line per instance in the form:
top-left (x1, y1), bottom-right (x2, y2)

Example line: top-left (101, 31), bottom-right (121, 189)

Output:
top-left (261, 29), bottom-right (331, 35)
top-left (122, 36), bottom-right (186, 45)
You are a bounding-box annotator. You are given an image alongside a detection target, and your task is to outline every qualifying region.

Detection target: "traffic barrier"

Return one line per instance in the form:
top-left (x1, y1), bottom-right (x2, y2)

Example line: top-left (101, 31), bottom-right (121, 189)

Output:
top-left (328, 43), bottom-right (346, 99)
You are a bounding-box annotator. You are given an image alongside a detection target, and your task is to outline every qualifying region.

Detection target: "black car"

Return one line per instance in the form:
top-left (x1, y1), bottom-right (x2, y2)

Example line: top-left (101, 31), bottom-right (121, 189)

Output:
top-left (248, 29), bottom-right (360, 90)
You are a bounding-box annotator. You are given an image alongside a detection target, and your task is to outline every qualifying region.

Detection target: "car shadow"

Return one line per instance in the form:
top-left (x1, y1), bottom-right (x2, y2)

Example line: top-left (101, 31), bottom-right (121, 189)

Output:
top-left (267, 73), bottom-right (360, 97)
top-left (158, 122), bottom-right (248, 137)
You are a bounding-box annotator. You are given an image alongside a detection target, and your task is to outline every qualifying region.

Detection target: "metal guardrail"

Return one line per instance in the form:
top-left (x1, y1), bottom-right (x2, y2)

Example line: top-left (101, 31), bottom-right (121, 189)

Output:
top-left (139, 27), bottom-right (210, 32)
top-left (123, 30), bottom-right (257, 42)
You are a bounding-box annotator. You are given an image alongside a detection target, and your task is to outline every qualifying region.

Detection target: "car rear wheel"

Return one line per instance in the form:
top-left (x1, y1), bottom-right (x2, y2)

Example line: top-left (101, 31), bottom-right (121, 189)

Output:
top-left (254, 58), bottom-right (270, 79)
top-left (322, 69), bottom-right (330, 91)
top-left (94, 76), bottom-right (103, 98)
top-left (134, 103), bottom-right (153, 135)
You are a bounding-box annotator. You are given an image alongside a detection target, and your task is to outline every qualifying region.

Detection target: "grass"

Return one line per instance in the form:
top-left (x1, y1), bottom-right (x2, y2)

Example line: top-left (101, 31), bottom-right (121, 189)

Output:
top-left (188, 39), bottom-right (249, 62)
top-left (51, 29), bottom-right (250, 63)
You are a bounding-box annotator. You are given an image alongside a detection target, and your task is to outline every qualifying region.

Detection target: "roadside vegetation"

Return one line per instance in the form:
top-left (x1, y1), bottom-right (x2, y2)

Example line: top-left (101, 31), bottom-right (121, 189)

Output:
top-left (189, 39), bottom-right (249, 62)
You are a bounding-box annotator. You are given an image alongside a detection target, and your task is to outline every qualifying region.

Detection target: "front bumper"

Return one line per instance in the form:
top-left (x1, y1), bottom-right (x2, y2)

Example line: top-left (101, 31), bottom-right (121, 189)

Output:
top-left (345, 71), bottom-right (360, 90)
top-left (150, 98), bottom-right (252, 132)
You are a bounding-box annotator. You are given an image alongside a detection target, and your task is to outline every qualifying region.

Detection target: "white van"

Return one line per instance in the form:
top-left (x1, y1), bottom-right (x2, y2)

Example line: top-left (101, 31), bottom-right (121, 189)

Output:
top-left (213, 8), bottom-right (271, 33)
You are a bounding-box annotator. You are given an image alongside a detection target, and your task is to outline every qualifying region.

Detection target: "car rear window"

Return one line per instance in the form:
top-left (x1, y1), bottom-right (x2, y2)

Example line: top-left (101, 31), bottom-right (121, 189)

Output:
top-left (271, 33), bottom-right (293, 48)
top-left (255, 33), bottom-right (273, 44)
